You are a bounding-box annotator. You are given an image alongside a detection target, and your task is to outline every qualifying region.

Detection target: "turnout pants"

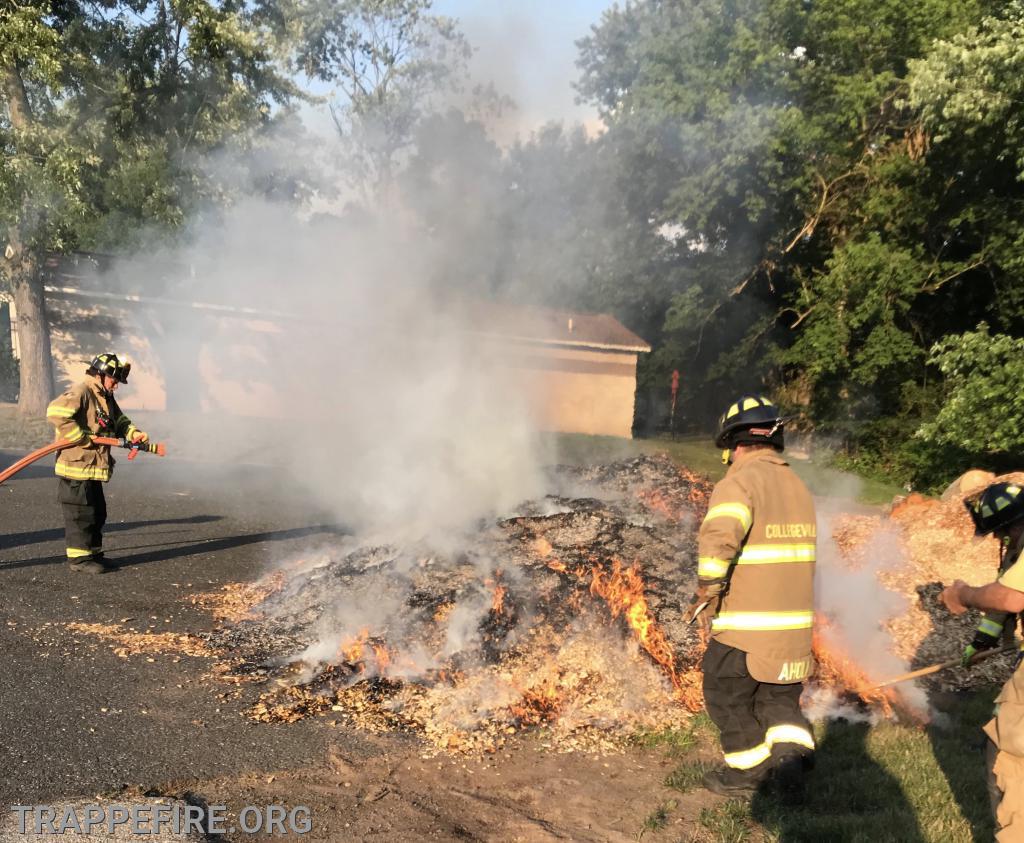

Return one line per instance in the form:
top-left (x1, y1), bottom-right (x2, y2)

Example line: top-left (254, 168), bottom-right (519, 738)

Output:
top-left (703, 638), bottom-right (815, 783)
top-left (985, 661), bottom-right (1024, 842)
top-left (57, 478), bottom-right (107, 561)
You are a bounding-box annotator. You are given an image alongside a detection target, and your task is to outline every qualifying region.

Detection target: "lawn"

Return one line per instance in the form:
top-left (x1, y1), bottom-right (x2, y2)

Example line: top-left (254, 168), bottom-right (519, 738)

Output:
top-left (641, 690), bottom-right (999, 842)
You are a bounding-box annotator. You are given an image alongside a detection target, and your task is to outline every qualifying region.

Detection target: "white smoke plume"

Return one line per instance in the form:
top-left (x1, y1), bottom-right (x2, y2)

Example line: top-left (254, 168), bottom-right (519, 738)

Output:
top-left (814, 486), bottom-right (930, 719)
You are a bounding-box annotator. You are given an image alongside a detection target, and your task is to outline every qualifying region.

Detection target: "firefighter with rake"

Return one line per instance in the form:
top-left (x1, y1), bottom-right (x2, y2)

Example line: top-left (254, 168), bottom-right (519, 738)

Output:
top-left (942, 481), bottom-right (1024, 841)
top-left (686, 394), bottom-right (817, 803)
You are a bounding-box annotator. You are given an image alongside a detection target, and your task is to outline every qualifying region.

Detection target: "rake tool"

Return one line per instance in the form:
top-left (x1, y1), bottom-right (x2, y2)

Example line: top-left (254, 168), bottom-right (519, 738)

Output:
top-left (866, 641), bottom-right (1019, 691)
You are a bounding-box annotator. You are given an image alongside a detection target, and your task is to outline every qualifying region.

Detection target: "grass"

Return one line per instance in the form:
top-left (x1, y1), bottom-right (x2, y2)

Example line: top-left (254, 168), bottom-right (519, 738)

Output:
top-left (645, 688), bottom-right (1000, 843)
top-left (544, 432), bottom-right (905, 506)
top-left (633, 712), bottom-right (719, 759)
top-left (694, 801), bottom-right (754, 842)
top-left (639, 801), bottom-right (676, 839)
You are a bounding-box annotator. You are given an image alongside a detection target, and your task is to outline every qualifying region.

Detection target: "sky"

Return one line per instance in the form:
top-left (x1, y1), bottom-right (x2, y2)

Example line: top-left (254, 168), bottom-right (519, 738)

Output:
top-left (300, 0), bottom-right (615, 143)
top-left (431, 0), bottom-right (615, 135)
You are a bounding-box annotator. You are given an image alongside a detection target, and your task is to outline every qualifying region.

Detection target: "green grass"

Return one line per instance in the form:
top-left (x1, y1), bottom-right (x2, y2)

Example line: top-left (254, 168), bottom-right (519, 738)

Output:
top-left (665, 758), bottom-right (717, 793)
top-left (543, 432), bottom-right (905, 506)
top-left (633, 712), bottom-right (719, 759)
top-left (694, 801), bottom-right (754, 842)
top-left (639, 800), bottom-right (676, 838)
top-left (652, 689), bottom-right (1000, 843)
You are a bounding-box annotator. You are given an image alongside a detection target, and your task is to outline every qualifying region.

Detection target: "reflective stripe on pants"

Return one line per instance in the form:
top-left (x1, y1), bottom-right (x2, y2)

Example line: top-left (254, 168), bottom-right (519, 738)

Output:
top-left (703, 639), bottom-right (814, 781)
top-left (57, 478), bottom-right (106, 560)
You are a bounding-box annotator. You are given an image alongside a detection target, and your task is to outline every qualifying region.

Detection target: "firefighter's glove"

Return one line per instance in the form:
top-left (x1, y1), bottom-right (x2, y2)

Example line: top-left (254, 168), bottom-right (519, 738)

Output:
top-left (684, 589), bottom-right (720, 634)
top-left (129, 429), bottom-right (149, 444)
top-left (962, 631), bottom-right (999, 667)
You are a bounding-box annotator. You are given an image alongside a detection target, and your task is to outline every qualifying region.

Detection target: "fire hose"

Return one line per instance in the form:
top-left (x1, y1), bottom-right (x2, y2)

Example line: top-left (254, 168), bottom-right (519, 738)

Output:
top-left (866, 641), bottom-right (1020, 691)
top-left (0, 436), bottom-right (167, 485)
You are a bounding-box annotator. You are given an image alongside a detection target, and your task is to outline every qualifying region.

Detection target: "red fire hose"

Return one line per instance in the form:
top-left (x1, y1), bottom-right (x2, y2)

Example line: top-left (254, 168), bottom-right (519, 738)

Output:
top-left (0, 436), bottom-right (167, 485)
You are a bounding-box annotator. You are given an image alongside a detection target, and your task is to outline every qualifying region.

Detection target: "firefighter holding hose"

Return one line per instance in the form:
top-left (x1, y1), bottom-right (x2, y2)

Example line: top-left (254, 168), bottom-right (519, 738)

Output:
top-left (45, 353), bottom-right (151, 574)
top-left (941, 481), bottom-right (1024, 842)
top-left (685, 395), bottom-right (817, 802)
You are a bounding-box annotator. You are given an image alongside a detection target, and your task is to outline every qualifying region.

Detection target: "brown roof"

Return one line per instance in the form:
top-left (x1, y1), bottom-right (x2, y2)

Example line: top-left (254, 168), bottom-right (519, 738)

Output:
top-left (468, 302), bottom-right (651, 353)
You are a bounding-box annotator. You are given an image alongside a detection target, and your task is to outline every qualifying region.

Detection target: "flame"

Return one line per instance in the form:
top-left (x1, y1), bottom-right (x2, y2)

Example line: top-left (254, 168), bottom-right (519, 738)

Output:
top-left (486, 571), bottom-right (508, 615)
top-left (533, 538), bottom-right (687, 700)
top-left (812, 620), bottom-right (895, 716)
top-left (508, 676), bottom-right (563, 726)
top-left (635, 489), bottom-right (682, 521)
top-left (336, 628), bottom-right (394, 675)
top-left (531, 537), bottom-right (554, 558)
top-left (588, 559), bottom-right (682, 692)
top-left (492, 583), bottom-right (507, 614)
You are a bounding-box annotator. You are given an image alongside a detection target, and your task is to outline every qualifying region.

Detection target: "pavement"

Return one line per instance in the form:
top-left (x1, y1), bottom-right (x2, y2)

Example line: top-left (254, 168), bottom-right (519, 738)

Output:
top-left (0, 450), bottom-right (349, 807)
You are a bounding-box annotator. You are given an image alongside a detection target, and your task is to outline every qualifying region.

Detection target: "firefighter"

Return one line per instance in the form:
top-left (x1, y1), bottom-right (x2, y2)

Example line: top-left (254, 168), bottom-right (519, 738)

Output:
top-left (941, 481), bottom-right (1024, 842)
top-left (45, 353), bottom-right (150, 573)
top-left (686, 394), bottom-right (817, 801)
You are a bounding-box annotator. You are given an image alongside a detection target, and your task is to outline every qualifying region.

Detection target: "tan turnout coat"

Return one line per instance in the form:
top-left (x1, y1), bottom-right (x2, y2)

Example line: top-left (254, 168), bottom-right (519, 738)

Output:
top-left (985, 535), bottom-right (1024, 842)
top-left (697, 449), bottom-right (817, 683)
top-left (45, 376), bottom-right (139, 482)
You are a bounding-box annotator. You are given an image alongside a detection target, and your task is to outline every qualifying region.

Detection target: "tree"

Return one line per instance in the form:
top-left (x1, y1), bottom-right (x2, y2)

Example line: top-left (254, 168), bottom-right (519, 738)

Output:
top-left (918, 324), bottom-right (1024, 455)
top-left (292, 0), bottom-right (471, 201)
top-left (0, 0), bottom-right (298, 414)
top-left (575, 0), bottom-right (997, 441)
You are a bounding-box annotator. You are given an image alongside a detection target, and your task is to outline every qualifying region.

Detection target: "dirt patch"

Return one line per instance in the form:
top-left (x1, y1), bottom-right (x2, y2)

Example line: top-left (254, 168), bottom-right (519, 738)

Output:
top-left (142, 733), bottom-right (719, 843)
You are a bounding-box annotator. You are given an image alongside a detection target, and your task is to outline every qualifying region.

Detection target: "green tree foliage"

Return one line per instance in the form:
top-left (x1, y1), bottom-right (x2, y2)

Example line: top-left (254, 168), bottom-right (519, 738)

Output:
top-left (290, 0), bottom-right (471, 199)
top-left (574, 0), bottom-right (1024, 482)
top-left (0, 0), bottom-right (300, 412)
top-left (919, 324), bottom-right (1024, 455)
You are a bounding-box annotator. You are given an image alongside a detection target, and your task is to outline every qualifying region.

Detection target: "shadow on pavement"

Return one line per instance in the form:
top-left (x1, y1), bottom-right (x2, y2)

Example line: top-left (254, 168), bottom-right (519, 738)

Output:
top-left (0, 514), bottom-right (224, 550)
top-left (1, 524), bottom-right (345, 571)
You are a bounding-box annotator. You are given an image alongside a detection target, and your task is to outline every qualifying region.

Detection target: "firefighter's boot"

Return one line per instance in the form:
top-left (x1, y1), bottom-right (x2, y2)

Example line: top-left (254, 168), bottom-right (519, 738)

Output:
top-left (701, 768), bottom-right (762, 798)
top-left (69, 557), bottom-right (109, 574)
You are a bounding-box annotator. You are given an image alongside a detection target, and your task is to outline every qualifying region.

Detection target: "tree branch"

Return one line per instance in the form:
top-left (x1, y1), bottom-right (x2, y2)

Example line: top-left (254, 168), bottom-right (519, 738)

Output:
top-left (921, 259), bottom-right (985, 294)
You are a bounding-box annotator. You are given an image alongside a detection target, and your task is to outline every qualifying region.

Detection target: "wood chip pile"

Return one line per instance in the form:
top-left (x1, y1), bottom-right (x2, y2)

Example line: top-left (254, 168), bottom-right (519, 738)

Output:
top-left (201, 455), bottom-right (714, 754)
top-left (829, 473), bottom-right (1023, 692)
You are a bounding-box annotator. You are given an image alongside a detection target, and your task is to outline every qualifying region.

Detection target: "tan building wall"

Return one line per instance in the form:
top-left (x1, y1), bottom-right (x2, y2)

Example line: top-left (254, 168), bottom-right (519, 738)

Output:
top-left (502, 345), bottom-right (640, 438)
top-left (35, 293), bottom-right (644, 438)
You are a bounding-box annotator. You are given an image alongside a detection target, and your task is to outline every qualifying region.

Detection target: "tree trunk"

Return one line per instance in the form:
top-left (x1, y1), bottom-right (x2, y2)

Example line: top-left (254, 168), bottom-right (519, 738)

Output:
top-left (3, 61), bottom-right (56, 414)
top-left (8, 241), bottom-right (55, 415)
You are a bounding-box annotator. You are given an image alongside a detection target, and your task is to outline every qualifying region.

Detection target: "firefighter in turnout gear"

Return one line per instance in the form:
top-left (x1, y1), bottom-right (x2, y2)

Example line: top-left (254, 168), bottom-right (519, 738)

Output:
top-left (687, 394), bottom-right (817, 801)
top-left (45, 354), bottom-right (150, 573)
top-left (942, 481), bottom-right (1024, 842)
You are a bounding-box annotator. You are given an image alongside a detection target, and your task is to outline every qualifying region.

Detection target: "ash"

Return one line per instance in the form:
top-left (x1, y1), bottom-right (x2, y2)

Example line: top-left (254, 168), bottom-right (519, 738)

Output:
top-left (199, 455), bottom-right (713, 753)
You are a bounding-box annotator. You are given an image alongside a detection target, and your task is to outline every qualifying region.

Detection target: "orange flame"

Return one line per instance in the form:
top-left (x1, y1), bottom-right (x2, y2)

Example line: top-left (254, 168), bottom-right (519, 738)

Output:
top-left (812, 621), bottom-right (895, 716)
top-left (485, 571), bottom-right (508, 615)
top-left (492, 583), bottom-right (507, 614)
top-left (336, 628), bottom-right (394, 675)
top-left (588, 559), bottom-right (682, 691)
top-left (509, 676), bottom-right (563, 725)
top-left (635, 489), bottom-right (682, 521)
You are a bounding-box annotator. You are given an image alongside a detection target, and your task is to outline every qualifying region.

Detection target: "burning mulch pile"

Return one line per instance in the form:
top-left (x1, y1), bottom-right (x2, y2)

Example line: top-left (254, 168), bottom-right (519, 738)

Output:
top-left (61, 458), bottom-right (1021, 751)
top-left (192, 455), bottom-right (715, 754)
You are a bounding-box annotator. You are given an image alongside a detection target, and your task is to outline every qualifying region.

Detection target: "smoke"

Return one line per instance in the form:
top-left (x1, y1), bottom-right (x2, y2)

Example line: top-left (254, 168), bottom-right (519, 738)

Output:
top-left (113, 180), bottom-right (549, 549)
top-left (814, 490), bottom-right (930, 718)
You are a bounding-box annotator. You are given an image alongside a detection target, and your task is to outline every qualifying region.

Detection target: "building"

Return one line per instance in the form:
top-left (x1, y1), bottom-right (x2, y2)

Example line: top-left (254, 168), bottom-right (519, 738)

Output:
top-left (10, 254), bottom-right (651, 439)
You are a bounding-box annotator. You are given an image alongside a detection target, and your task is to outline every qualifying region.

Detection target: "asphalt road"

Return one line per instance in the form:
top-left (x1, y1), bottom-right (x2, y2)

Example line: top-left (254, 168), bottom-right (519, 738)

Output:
top-left (0, 450), bottom-right (350, 807)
